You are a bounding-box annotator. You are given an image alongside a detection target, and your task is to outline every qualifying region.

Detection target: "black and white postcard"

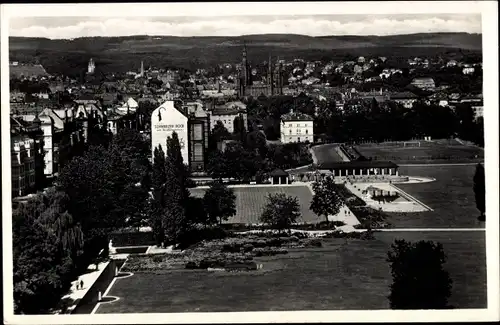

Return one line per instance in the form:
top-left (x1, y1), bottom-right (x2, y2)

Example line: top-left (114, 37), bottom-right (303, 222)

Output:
top-left (2, 2), bottom-right (498, 324)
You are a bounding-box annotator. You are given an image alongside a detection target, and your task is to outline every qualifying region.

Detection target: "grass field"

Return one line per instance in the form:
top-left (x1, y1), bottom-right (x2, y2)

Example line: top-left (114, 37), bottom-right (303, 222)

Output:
top-left (311, 144), bottom-right (345, 164)
top-left (189, 185), bottom-right (322, 224)
top-left (95, 231), bottom-right (486, 313)
top-left (388, 165), bottom-right (484, 228)
top-left (356, 141), bottom-right (484, 163)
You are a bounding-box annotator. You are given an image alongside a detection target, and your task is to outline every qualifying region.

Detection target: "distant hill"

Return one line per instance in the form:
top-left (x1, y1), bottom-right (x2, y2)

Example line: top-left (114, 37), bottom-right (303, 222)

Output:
top-left (9, 33), bottom-right (482, 78)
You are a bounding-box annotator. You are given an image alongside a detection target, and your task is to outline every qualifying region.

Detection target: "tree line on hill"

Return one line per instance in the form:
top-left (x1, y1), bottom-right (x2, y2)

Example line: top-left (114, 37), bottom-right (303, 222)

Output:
top-left (10, 34), bottom-right (481, 78)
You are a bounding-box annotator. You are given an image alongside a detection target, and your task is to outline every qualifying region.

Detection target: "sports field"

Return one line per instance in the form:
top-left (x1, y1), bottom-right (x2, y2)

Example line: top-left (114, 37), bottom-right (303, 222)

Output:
top-left (95, 231), bottom-right (486, 313)
top-left (388, 165), bottom-right (484, 228)
top-left (189, 185), bottom-right (322, 224)
top-left (355, 141), bottom-right (483, 163)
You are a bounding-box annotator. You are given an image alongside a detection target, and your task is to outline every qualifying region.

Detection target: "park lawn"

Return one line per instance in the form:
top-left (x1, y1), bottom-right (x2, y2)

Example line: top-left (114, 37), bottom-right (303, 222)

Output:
top-left (311, 144), bottom-right (345, 164)
top-left (356, 143), bottom-right (483, 163)
top-left (387, 165), bottom-right (484, 228)
top-left (189, 185), bottom-right (322, 224)
top-left (95, 231), bottom-right (486, 313)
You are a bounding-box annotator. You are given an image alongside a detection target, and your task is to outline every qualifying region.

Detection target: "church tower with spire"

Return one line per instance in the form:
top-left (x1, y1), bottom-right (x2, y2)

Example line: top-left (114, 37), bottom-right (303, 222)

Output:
top-left (267, 55), bottom-right (274, 96)
top-left (238, 43), bottom-right (251, 98)
top-left (87, 58), bottom-right (95, 74)
top-left (274, 56), bottom-right (283, 95)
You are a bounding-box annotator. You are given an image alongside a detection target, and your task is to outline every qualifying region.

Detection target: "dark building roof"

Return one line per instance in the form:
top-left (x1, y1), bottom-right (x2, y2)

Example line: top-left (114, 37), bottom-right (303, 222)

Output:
top-left (315, 161), bottom-right (399, 170)
top-left (211, 107), bottom-right (241, 115)
top-left (269, 168), bottom-right (289, 177)
top-left (281, 111), bottom-right (313, 122)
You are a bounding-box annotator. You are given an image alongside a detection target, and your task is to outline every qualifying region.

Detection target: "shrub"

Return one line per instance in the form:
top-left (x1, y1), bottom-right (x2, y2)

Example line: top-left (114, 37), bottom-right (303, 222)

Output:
top-left (222, 243), bottom-right (242, 253)
top-left (304, 239), bottom-right (322, 247)
top-left (152, 255), bottom-right (164, 263)
top-left (185, 261), bottom-right (197, 269)
top-left (242, 243), bottom-right (254, 252)
top-left (323, 230), bottom-right (375, 240)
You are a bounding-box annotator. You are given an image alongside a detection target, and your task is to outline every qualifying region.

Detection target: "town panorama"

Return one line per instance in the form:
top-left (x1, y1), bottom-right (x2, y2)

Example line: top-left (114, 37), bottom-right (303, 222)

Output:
top-left (8, 14), bottom-right (486, 317)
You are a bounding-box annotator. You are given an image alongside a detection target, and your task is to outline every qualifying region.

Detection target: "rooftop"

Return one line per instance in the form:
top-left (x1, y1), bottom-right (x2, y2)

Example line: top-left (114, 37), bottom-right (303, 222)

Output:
top-left (281, 111), bottom-right (314, 122)
top-left (269, 168), bottom-right (289, 177)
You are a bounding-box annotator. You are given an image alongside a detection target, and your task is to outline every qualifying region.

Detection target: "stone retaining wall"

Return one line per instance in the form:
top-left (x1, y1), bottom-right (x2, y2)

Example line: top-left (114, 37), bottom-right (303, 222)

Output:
top-left (72, 259), bottom-right (126, 314)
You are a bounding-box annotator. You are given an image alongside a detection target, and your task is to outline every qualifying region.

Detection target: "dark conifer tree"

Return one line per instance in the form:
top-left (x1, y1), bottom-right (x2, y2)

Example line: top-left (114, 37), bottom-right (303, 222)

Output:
top-left (473, 163), bottom-right (485, 221)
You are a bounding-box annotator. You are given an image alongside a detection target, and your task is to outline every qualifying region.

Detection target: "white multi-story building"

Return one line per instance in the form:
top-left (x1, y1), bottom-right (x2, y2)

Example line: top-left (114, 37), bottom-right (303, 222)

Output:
top-left (280, 110), bottom-right (314, 144)
top-left (208, 101), bottom-right (247, 133)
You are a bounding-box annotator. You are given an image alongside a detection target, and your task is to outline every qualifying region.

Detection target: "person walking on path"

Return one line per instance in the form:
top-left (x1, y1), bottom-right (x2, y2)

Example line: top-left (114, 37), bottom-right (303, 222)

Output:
top-left (80, 280), bottom-right (84, 290)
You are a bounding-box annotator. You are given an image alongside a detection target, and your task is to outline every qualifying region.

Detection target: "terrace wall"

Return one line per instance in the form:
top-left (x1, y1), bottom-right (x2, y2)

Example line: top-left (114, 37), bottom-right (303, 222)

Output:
top-left (71, 258), bottom-right (126, 314)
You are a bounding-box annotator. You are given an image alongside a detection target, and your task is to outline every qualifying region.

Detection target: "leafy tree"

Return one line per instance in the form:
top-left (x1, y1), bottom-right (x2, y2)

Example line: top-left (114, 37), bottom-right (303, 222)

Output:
top-left (224, 142), bottom-right (262, 181)
top-left (160, 132), bottom-right (192, 244)
top-left (185, 196), bottom-right (208, 225)
top-left (111, 128), bottom-right (150, 168)
top-left (162, 157), bottom-right (188, 245)
top-left (473, 163), bottom-right (485, 221)
top-left (387, 239), bottom-right (452, 309)
top-left (41, 189), bottom-right (84, 257)
top-left (246, 130), bottom-right (267, 156)
top-left (203, 181), bottom-right (237, 225)
top-left (150, 145), bottom-right (167, 245)
top-left (310, 177), bottom-right (344, 222)
top-left (260, 193), bottom-right (301, 231)
top-left (152, 145), bottom-right (167, 192)
top-left (122, 183), bottom-right (150, 230)
top-left (166, 132), bottom-right (191, 197)
top-left (209, 120), bottom-right (231, 150)
top-left (12, 193), bottom-right (75, 314)
top-left (233, 115), bottom-right (247, 145)
top-left (206, 150), bottom-right (230, 179)
top-left (57, 145), bottom-right (130, 256)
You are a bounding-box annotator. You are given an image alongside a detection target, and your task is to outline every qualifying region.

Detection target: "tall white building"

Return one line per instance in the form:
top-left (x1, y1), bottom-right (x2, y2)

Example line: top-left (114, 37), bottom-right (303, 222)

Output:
top-left (280, 110), bottom-right (314, 144)
top-left (151, 101), bottom-right (189, 164)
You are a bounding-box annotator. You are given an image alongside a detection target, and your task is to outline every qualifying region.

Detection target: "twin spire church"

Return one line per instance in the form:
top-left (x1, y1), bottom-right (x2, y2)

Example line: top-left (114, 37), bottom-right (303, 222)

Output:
top-left (236, 45), bottom-right (284, 98)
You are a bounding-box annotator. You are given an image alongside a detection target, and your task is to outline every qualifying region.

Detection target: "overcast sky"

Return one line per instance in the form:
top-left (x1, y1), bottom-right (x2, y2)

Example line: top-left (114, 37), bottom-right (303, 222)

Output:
top-left (10, 14), bottom-right (481, 39)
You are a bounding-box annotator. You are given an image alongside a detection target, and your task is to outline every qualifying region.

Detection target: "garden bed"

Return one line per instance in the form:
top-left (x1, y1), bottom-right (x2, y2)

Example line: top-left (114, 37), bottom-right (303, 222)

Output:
top-left (122, 234), bottom-right (324, 273)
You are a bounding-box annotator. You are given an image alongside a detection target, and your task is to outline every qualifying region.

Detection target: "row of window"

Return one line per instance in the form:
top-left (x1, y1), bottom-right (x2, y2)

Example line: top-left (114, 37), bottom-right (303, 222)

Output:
top-left (11, 175), bottom-right (36, 189)
top-left (289, 129), bottom-right (309, 134)
top-left (283, 136), bottom-right (311, 143)
top-left (284, 123), bottom-right (313, 128)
